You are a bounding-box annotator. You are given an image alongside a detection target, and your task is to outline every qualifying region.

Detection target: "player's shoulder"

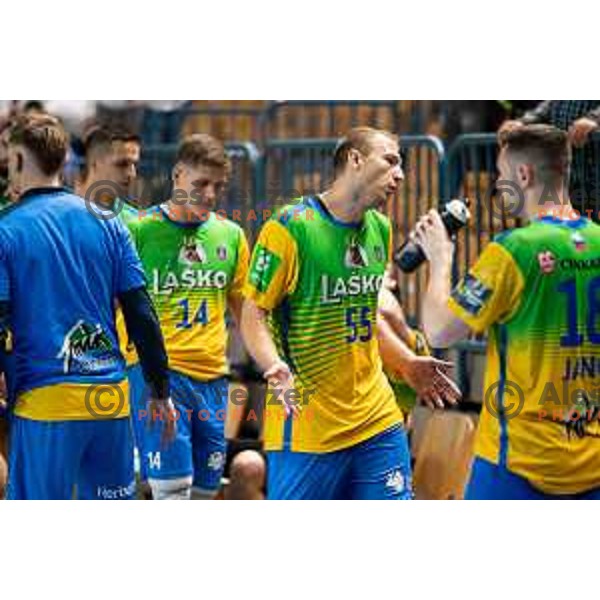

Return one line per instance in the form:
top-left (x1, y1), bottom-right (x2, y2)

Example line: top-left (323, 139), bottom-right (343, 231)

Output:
top-left (491, 220), bottom-right (554, 253)
top-left (257, 198), bottom-right (314, 246)
top-left (125, 204), bottom-right (164, 231)
top-left (365, 208), bottom-right (392, 234)
top-left (0, 188), bottom-right (78, 227)
top-left (478, 227), bottom-right (535, 275)
top-left (270, 197), bottom-right (314, 228)
top-left (0, 197), bottom-right (24, 225)
top-left (210, 212), bottom-right (246, 238)
top-left (117, 200), bottom-right (142, 223)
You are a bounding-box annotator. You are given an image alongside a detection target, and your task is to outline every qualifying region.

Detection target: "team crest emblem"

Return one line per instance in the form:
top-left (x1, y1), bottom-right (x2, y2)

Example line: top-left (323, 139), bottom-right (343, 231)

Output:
top-left (572, 232), bottom-right (586, 252)
top-left (216, 245), bottom-right (228, 261)
top-left (179, 238), bottom-right (207, 265)
top-left (345, 238), bottom-right (369, 268)
top-left (537, 251), bottom-right (556, 274)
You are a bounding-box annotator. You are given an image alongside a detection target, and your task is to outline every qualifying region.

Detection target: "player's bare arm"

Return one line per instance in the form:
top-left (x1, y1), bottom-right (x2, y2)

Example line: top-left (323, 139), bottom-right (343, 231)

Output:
top-left (240, 298), bottom-right (298, 416)
top-left (378, 275), bottom-right (415, 343)
top-left (414, 209), bottom-right (471, 348)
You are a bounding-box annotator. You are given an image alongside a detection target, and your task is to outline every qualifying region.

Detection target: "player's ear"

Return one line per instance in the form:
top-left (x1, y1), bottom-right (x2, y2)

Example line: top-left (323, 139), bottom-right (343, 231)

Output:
top-left (517, 163), bottom-right (533, 188)
top-left (348, 148), bottom-right (363, 171)
top-left (172, 163), bottom-right (183, 186)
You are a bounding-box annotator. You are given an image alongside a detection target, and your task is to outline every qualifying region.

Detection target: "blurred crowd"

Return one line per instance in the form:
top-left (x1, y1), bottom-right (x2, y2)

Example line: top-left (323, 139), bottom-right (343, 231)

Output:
top-left (0, 100), bottom-right (189, 147)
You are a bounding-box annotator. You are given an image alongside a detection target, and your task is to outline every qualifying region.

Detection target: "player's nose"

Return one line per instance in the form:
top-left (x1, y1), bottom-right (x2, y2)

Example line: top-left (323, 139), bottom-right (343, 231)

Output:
top-left (393, 166), bottom-right (404, 183)
top-left (205, 185), bottom-right (217, 203)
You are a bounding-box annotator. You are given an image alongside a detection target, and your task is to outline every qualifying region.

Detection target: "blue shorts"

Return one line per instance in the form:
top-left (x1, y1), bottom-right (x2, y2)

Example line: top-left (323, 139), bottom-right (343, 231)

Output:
top-left (141, 371), bottom-right (227, 493)
top-left (7, 415), bottom-right (134, 500)
top-left (267, 424), bottom-right (412, 500)
top-left (127, 363), bottom-right (149, 482)
top-left (466, 457), bottom-right (600, 500)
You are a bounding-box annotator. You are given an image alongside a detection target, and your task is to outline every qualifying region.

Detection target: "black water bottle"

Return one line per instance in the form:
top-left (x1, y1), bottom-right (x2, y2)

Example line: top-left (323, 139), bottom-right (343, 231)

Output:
top-left (394, 199), bottom-right (471, 273)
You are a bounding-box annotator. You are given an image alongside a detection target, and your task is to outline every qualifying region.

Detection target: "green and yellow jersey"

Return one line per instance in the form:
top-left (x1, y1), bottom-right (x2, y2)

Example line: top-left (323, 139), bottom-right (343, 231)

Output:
top-left (245, 196), bottom-right (403, 453)
top-left (128, 206), bottom-right (249, 381)
top-left (115, 200), bottom-right (145, 366)
top-left (449, 215), bottom-right (600, 494)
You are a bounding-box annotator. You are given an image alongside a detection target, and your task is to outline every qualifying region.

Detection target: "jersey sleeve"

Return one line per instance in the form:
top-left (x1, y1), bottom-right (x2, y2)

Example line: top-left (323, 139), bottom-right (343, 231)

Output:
top-left (244, 219), bottom-right (299, 310)
top-left (229, 229), bottom-right (250, 301)
top-left (114, 220), bottom-right (146, 295)
top-left (447, 241), bottom-right (524, 334)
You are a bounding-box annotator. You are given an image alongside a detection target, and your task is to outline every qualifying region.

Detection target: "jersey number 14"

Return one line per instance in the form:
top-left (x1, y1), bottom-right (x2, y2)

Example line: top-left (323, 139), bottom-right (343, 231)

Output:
top-left (175, 298), bottom-right (209, 329)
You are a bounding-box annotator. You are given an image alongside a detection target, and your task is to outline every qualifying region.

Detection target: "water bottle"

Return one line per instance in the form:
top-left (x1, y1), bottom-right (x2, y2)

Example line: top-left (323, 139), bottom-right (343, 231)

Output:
top-left (393, 199), bottom-right (471, 273)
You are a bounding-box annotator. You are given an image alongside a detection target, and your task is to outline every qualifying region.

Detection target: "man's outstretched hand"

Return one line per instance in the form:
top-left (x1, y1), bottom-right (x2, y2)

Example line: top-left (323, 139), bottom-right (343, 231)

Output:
top-left (264, 359), bottom-right (301, 418)
top-left (401, 355), bottom-right (462, 410)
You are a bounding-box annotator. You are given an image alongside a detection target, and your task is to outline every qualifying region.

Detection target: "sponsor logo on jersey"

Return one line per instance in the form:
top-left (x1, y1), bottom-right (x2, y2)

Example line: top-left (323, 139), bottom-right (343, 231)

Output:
top-left (207, 451), bottom-right (225, 471)
top-left (559, 257), bottom-right (600, 271)
top-left (385, 470), bottom-right (405, 494)
top-left (538, 251), bottom-right (556, 274)
top-left (249, 244), bottom-right (281, 293)
top-left (344, 238), bottom-right (369, 268)
top-left (57, 320), bottom-right (117, 374)
top-left (572, 232), bottom-right (587, 252)
top-left (152, 268), bottom-right (228, 294)
top-left (96, 481), bottom-right (136, 500)
top-left (320, 274), bottom-right (384, 304)
top-left (216, 244), bottom-right (228, 261)
top-left (451, 274), bottom-right (492, 316)
top-left (374, 245), bottom-right (385, 262)
top-left (179, 237), bottom-right (207, 265)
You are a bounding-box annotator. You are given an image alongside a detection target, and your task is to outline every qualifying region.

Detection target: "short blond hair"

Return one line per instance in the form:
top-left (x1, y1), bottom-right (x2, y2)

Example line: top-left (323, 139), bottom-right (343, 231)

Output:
top-left (333, 127), bottom-right (398, 175)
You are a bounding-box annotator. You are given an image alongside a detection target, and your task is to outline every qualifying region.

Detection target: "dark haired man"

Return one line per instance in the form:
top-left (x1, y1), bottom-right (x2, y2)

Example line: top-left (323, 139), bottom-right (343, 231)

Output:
top-left (500, 101), bottom-right (600, 219)
top-left (76, 125), bottom-right (141, 220)
top-left (417, 124), bottom-right (600, 499)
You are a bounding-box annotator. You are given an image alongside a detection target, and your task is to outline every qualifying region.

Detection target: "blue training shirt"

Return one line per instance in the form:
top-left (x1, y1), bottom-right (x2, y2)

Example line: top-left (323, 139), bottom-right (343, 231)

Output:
top-left (0, 187), bottom-right (146, 405)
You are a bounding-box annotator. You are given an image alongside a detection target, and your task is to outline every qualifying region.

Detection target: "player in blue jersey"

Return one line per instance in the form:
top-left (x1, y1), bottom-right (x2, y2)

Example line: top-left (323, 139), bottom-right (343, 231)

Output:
top-left (2, 113), bottom-right (172, 500)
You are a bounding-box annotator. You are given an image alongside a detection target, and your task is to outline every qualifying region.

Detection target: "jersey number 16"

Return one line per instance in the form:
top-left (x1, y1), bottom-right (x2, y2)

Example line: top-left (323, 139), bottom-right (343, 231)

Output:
top-left (558, 276), bottom-right (600, 347)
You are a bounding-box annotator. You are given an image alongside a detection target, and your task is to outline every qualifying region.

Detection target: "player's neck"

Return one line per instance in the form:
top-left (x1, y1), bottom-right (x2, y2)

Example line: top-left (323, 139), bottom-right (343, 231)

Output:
top-left (19, 175), bottom-right (62, 197)
top-left (525, 187), bottom-right (574, 221)
top-left (164, 199), bottom-right (208, 224)
top-left (77, 176), bottom-right (117, 209)
top-left (320, 184), bottom-right (366, 224)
